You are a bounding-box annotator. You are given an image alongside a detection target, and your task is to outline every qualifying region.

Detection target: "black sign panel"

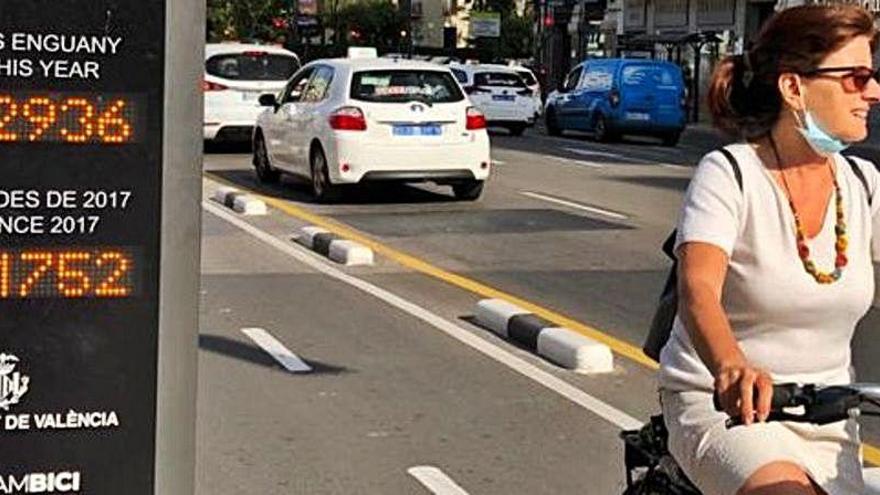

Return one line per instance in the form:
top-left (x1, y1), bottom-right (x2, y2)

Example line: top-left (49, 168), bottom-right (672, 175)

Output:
top-left (0, 1), bottom-right (164, 493)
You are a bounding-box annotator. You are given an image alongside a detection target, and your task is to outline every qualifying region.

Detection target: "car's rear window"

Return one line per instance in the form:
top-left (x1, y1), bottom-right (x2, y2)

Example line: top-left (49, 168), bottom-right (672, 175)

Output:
top-left (515, 70), bottom-right (538, 86)
top-left (621, 65), bottom-right (680, 88)
top-left (350, 70), bottom-right (465, 104)
top-left (206, 53), bottom-right (300, 81)
top-left (474, 72), bottom-right (527, 88)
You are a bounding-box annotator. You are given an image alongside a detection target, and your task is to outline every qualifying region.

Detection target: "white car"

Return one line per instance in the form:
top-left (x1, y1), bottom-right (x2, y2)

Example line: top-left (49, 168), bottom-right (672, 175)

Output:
top-left (448, 63), bottom-right (535, 136)
top-left (509, 64), bottom-right (543, 117)
top-left (252, 54), bottom-right (491, 202)
top-left (204, 43), bottom-right (301, 142)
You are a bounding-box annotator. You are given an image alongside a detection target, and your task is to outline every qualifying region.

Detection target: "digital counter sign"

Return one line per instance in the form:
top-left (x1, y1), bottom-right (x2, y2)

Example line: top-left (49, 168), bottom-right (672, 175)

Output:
top-left (1, 1), bottom-right (169, 493)
top-left (0, 247), bottom-right (137, 298)
top-left (0, 93), bottom-right (137, 143)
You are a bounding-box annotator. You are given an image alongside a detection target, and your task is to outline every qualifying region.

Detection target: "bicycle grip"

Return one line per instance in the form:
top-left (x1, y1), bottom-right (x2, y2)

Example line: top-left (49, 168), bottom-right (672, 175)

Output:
top-left (712, 383), bottom-right (799, 412)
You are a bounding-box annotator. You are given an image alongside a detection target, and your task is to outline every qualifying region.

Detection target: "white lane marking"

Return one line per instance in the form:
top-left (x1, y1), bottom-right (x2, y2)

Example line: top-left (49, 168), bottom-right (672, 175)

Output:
top-left (548, 156), bottom-right (605, 169)
top-left (408, 466), bottom-right (470, 495)
top-left (661, 164), bottom-right (691, 171)
top-left (241, 327), bottom-right (313, 373)
top-left (520, 191), bottom-right (628, 220)
top-left (204, 199), bottom-right (642, 430)
top-left (491, 159), bottom-right (506, 165)
top-left (563, 147), bottom-right (625, 160)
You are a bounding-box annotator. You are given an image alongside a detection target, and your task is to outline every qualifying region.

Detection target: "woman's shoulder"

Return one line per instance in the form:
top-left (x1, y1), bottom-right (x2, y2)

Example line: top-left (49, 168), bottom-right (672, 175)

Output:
top-left (838, 153), bottom-right (880, 194)
top-left (692, 143), bottom-right (755, 190)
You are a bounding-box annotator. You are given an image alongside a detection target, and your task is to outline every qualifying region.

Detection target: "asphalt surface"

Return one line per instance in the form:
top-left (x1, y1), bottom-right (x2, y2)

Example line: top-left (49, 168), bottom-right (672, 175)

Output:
top-left (196, 124), bottom-right (880, 494)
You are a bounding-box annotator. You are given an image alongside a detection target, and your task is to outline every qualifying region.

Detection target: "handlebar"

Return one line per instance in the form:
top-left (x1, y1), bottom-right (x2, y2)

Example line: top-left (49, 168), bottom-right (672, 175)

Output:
top-left (713, 383), bottom-right (880, 427)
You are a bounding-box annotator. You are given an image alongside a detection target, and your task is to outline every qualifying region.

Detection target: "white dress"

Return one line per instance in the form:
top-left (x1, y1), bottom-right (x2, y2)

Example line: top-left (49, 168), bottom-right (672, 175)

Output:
top-left (658, 143), bottom-right (880, 495)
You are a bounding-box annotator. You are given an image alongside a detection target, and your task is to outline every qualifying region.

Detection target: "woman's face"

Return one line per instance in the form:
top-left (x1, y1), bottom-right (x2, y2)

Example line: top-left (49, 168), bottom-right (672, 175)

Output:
top-left (801, 35), bottom-right (880, 142)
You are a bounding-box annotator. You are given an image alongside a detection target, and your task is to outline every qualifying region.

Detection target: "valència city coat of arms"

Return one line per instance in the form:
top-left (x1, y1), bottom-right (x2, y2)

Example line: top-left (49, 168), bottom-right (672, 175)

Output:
top-left (0, 353), bottom-right (29, 411)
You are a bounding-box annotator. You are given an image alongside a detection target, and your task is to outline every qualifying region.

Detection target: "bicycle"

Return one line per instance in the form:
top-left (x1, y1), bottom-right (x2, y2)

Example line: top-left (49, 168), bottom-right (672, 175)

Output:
top-left (620, 383), bottom-right (880, 494)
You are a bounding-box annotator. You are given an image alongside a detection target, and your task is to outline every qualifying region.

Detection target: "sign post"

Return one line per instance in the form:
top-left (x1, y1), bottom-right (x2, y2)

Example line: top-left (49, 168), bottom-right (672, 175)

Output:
top-left (0, 1), bottom-right (202, 493)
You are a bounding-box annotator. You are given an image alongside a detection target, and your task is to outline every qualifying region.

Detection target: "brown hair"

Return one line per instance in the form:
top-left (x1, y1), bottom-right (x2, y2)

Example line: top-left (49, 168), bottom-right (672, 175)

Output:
top-left (708, 4), bottom-right (877, 138)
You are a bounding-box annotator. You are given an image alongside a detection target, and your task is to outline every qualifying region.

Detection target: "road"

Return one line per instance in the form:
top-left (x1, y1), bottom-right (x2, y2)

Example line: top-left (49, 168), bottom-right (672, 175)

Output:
top-left (196, 125), bottom-right (880, 494)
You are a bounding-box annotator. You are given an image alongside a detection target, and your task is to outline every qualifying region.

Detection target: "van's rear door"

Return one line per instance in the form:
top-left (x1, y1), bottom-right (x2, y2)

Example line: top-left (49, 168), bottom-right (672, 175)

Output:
top-left (619, 63), bottom-right (684, 127)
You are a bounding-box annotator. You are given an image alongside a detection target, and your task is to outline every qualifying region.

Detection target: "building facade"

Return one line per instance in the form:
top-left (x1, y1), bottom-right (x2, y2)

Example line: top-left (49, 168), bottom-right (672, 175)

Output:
top-left (598, 0), bottom-right (880, 121)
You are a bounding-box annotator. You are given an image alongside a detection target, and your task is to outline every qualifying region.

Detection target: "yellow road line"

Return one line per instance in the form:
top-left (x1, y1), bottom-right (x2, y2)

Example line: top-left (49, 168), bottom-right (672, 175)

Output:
top-left (204, 173), bottom-right (880, 466)
top-left (206, 174), bottom-right (658, 369)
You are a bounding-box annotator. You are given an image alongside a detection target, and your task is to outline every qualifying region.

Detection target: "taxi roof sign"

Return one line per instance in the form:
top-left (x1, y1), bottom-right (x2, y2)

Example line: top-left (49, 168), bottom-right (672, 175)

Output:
top-left (347, 47), bottom-right (378, 59)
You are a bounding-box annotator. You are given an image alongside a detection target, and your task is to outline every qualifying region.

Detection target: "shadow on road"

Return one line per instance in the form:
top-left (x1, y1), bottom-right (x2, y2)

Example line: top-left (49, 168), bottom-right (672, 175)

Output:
top-left (198, 334), bottom-right (350, 375)
top-left (613, 175), bottom-right (692, 192)
top-left (205, 168), bottom-right (473, 206)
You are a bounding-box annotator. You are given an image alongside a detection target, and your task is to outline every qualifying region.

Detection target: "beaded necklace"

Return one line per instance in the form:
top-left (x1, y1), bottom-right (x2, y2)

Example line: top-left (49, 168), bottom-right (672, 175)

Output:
top-left (767, 134), bottom-right (847, 284)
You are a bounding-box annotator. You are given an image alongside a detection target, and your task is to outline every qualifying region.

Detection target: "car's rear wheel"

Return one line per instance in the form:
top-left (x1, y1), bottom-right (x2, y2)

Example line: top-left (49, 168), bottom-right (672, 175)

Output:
top-left (545, 107), bottom-right (561, 136)
top-left (594, 115), bottom-right (618, 143)
top-left (452, 180), bottom-right (484, 201)
top-left (253, 133), bottom-right (280, 183)
top-left (310, 147), bottom-right (340, 203)
top-left (508, 123), bottom-right (526, 136)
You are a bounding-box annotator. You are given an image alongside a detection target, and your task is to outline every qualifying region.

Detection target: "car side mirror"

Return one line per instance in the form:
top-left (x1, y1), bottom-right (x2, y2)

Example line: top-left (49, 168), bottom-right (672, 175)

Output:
top-left (259, 94), bottom-right (277, 107)
top-left (556, 80), bottom-right (567, 93)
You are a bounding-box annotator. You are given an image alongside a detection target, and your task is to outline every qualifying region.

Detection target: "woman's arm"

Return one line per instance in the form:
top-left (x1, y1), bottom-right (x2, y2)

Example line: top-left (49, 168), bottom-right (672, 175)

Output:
top-left (678, 241), bottom-right (772, 424)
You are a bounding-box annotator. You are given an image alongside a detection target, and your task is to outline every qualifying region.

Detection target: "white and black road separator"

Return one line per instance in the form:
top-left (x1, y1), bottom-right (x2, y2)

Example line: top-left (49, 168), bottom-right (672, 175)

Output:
top-left (212, 186), bottom-right (267, 216)
top-left (474, 299), bottom-right (614, 374)
top-left (294, 226), bottom-right (374, 266)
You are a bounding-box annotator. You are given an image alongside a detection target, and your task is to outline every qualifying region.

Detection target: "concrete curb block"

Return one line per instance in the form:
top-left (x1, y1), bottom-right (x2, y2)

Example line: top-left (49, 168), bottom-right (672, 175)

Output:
top-left (212, 187), bottom-right (267, 216)
top-left (865, 468), bottom-right (880, 492)
top-left (294, 226), bottom-right (374, 266)
top-left (474, 298), bottom-right (613, 374)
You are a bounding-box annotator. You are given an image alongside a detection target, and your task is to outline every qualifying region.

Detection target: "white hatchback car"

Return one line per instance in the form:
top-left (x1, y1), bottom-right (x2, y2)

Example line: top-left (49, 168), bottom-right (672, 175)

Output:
top-left (204, 43), bottom-right (301, 142)
top-left (253, 56), bottom-right (491, 201)
top-left (509, 64), bottom-right (543, 117)
top-left (448, 63), bottom-right (535, 136)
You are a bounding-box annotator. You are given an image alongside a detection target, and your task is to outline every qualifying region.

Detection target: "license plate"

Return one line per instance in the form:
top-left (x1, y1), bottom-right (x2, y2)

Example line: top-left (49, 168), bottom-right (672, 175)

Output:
top-left (492, 95), bottom-right (515, 102)
top-left (392, 125), bottom-right (442, 136)
top-left (625, 112), bottom-right (650, 121)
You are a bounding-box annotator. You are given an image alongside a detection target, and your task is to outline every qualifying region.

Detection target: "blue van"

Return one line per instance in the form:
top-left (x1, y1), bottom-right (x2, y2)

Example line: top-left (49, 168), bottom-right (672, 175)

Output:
top-left (544, 58), bottom-right (687, 146)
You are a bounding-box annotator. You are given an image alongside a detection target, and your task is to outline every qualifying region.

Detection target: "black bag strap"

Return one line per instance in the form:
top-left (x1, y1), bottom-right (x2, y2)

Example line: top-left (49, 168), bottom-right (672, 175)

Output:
top-left (843, 155), bottom-right (873, 207)
top-left (718, 147), bottom-right (743, 193)
top-left (662, 147), bottom-right (742, 261)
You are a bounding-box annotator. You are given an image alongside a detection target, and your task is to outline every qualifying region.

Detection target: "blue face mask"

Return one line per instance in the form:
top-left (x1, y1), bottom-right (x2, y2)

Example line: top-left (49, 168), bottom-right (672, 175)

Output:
top-left (797, 109), bottom-right (850, 154)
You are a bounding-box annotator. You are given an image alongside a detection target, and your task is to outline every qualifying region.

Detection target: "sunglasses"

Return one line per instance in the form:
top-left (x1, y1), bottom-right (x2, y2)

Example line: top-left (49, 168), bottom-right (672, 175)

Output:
top-left (802, 66), bottom-right (880, 92)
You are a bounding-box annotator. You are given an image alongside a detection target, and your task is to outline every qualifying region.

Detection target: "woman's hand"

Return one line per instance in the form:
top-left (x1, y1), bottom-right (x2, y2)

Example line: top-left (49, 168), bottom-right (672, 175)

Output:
top-left (714, 361), bottom-right (773, 425)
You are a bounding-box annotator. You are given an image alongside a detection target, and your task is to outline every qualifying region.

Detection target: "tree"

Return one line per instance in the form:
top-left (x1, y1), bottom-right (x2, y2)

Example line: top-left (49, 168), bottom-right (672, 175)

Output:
top-left (207, 0), bottom-right (291, 42)
top-left (471, 10), bottom-right (534, 62)
top-left (332, 0), bottom-right (407, 52)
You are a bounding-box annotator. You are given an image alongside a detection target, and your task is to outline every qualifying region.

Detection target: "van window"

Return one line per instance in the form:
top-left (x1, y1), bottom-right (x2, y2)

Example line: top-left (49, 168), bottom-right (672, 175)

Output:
top-left (622, 65), bottom-right (680, 88)
top-left (350, 70), bottom-right (465, 104)
top-left (563, 67), bottom-right (582, 91)
top-left (206, 53), bottom-right (300, 81)
top-left (581, 68), bottom-right (613, 91)
top-left (474, 72), bottom-right (527, 88)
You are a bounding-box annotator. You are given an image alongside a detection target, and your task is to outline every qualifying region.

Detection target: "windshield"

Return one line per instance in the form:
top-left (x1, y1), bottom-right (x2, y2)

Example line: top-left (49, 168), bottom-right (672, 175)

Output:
top-left (206, 53), bottom-right (300, 81)
top-left (350, 70), bottom-right (465, 104)
top-left (474, 72), bottom-right (527, 88)
top-left (515, 70), bottom-right (538, 86)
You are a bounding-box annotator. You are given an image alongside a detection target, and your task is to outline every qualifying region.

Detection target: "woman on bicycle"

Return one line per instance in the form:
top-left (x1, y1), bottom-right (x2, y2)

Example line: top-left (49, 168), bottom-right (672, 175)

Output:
top-left (659, 4), bottom-right (880, 495)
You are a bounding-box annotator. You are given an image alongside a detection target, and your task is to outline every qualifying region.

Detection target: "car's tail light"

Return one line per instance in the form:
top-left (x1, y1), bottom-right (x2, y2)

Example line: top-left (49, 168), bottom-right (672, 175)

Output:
top-left (466, 107), bottom-right (487, 130)
top-left (329, 106), bottom-right (367, 131)
top-left (203, 80), bottom-right (228, 92)
top-left (243, 51), bottom-right (268, 57)
top-left (609, 89), bottom-right (620, 107)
